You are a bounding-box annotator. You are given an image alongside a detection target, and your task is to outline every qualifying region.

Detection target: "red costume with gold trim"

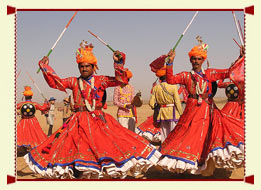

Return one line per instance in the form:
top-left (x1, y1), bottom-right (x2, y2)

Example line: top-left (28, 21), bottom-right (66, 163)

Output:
top-left (25, 44), bottom-right (160, 179)
top-left (201, 56), bottom-right (245, 173)
top-left (157, 43), bottom-right (232, 174)
top-left (136, 116), bottom-right (161, 142)
top-left (17, 87), bottom-right (49, 148)
top-left (136, 81), bottom-right (161, 143)
top-left (178, 85), bottom-right (189, 104)
top-left (135, 67), bottom-right (167, 143)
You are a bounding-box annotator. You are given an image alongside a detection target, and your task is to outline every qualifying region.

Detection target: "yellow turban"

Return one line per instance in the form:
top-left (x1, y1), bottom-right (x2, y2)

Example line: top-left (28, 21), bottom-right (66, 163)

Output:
top-left (156, 65), bottom-right (166, 77)
top-left (188, 43), bottom-right (208, 60)
top-left (76, 42), bottom-right (98, 71)
top-left (23, 86), bottom-right (33, 97)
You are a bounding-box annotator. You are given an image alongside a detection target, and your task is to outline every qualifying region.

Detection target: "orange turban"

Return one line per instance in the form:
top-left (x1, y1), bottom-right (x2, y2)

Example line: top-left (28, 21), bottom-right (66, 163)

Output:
top-left (126, 68), bottom-right (133, 79)
top-left (188, 43), bottom-right (208, 60)
top-left (23, 86), bottom-right (33, 97)
top-left (76, 41), bottom-right (98, 71)
top-left (156, 66), bottom-right (166, 77)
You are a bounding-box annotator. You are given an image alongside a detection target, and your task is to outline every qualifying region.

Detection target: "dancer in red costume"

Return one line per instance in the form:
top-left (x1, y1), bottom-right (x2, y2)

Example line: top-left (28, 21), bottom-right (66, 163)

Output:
top-left (136, 81), bottom-right (161, 143)
top-left (17, 86), bottom-right (49, 153)
top-left (157, 38), bottom-right (242, 174)
top-left (24, 41), bottom-right (161, 179)
top-left (200, 48), bottom-right (245, 175)
top-left (217, 78), bottom-right (244, 119)
top-left (136, 115), bottom-right (162, 143)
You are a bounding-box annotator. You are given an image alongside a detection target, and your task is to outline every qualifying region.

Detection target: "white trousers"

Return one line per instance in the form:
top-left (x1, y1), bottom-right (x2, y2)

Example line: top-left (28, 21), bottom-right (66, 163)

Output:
top-left (160, 121), bottom-right (177, 143)
top-left (118, 117), bottom-right (136, 132)
top-left (46, 114), bottom-right (55, 125)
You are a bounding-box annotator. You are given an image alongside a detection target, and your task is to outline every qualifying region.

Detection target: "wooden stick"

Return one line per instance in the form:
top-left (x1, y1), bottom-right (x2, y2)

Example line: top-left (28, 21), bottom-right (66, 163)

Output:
top-left (233, 38), bottom-right (241, 48)
top-left (88, 30), bottom-right (122, 58)
top-left (26, 72), bottom-right (46, 100)
top-left (16, 69), bottom-right (21, 78)
top-left (172, 11), bottom-right (199, 51)
top-left (165, 11), bottom-right (199, 63)
top-left (232, 11), bottom-right (244, 45)
top-left (37, 11), bottom-right (78, 73)
top-left (238, 19), bottom-right (244, 41)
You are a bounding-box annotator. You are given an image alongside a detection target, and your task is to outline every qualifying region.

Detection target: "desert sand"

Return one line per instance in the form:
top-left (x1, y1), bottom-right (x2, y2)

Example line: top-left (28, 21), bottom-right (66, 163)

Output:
top-left (16, 98), bottom-right (244, 180)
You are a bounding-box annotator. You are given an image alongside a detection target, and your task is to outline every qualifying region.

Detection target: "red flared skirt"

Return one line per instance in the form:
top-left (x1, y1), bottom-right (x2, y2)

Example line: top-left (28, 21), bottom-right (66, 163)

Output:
top-left (25, 110), bottom-right (161, 179)
top-left (136, 116), bottom-right (161, 142)
top-left (17, 117), bottom-right (47, 148)
top-left (201, 102), bottom-right (244, 172)
top-left (221, 101), bottom-right (244, 119)
top-left (158, 98), bottom-right (211, 174)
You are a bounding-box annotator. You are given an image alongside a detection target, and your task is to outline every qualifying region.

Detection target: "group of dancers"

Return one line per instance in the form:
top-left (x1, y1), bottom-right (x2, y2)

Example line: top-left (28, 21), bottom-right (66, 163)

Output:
top-left (17, 37), bottom-right (245, 179)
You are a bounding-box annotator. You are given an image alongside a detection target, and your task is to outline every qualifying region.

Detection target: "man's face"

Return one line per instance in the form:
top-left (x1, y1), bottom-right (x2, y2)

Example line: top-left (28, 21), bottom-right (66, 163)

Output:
top-left (50, 100), bottom-right (55, 105)
top-left (78, 62), bottom-right (94, 78)
top-left (190, 56), bottom-right (204, 71)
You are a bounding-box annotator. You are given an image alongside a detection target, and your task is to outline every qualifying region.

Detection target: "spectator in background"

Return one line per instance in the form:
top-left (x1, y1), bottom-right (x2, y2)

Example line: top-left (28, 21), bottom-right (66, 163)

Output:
top-left (45, 97), bottom-right (56, 136)
top-left (113, 69), bottom-right (137, 132)
top-left (62, 97), bottom-right (73, 123)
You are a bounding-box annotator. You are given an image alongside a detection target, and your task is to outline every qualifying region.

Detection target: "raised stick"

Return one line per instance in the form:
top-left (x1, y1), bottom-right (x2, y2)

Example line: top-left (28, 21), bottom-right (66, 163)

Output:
top-left (232, 11), bottom-right (244, 45)
top-left (26, 72), bottom-right (46, 100)
top-left (37, 11), bottom-right (78, 73)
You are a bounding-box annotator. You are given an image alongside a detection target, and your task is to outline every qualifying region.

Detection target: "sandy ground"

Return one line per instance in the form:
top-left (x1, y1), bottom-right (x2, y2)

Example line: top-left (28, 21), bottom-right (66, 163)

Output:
top-left (16, 98), bottom-right (244, 180)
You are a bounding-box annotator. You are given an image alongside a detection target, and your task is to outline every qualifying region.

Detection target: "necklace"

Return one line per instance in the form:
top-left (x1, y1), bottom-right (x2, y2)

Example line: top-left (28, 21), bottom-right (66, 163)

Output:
top-left (191, 70), bottom-right (207, 104)
top-left (79, 76), bottom-right (96, 112)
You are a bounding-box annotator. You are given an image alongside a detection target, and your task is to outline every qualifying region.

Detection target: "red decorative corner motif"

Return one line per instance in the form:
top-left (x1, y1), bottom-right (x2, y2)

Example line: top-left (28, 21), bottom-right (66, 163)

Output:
top-left (7, 5), bottom-right (16, 15)
top-left (244, 175), bottom-right (254, 184)
top-left (244, 5), bottom-right (254, 15)
top-left (7, 175), bottom-right (16, 184)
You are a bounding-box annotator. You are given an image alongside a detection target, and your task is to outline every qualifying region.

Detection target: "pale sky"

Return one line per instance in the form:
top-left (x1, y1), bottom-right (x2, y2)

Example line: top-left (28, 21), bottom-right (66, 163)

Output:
top-left (16, 11), bottom-right (244, 102)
